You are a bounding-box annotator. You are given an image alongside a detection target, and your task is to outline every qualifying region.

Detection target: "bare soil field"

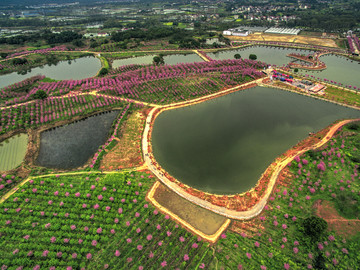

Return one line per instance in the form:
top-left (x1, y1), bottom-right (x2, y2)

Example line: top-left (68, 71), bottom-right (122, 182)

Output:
top-left (227, 33), bottom-right (339, 48)
top-left (314, 200), bottom-right (360, 237)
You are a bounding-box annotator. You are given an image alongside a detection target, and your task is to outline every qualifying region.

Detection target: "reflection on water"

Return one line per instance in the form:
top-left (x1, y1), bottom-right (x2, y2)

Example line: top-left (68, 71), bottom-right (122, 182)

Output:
top-left (152, 86), bottom-right (360, 194)
top-left (0, 56), bottom-right (101, 89)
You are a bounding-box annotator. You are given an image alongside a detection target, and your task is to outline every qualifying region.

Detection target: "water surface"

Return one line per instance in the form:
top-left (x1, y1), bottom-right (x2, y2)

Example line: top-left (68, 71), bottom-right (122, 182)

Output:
top-left (0, 57), bottom-right (101, 89)
top-left (0, 133), bottom-right (28, 171)
top-left (300, 54), bottom-right (360, 90)
top-left (152, 86), bottom-right (360, 194)
top-left (36, 111), bottom-right (118, 169)
top-left (112, 53), bottom-right (203, 68)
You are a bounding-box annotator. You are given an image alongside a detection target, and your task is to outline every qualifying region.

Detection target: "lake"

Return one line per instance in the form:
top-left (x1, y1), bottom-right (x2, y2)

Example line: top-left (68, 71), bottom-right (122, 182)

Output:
top-left (0, 56), bottom-right (101, 89)
top-left (152, 86), bottom-right (360, 195)
top-left (112, 53), bottom-right (203, 69)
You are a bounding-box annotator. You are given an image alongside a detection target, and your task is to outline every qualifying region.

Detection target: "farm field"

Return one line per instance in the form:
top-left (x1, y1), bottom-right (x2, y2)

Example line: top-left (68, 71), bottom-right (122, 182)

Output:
top-left (0, 122), bottom-right (359, 269)
top-left (0, 44), bottom-right (359, 269)
top-left (226, 33), bottom-right (339, 48)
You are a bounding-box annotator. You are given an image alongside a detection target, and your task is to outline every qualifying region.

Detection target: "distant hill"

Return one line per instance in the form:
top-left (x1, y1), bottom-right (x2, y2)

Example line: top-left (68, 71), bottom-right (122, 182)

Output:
top-left (0, 0), bottom-right (130, 7)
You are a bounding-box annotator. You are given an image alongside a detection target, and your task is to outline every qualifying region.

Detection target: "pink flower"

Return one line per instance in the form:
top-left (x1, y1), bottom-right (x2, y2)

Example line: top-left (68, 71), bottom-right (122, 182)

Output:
top-left (82, 204), bottom-right (87, 208)
top-left (160, 261), bottom-right (167, 267)
top-left (50, 236), bottom-right (56, 243)
top-left (246, 252), bottom-right (251, 259)
top-left (96, 227), bottom-right (102, 234)
top-left (147, 234), bottom-right (153, 241)
top-left (115, 250), bottom-right (120, 257)
top-left (136, 228), bottom-right (141, 233)
top-left (126, 238), bottom-right (132, 243)
top-left (156, 224), bottom-right (161, 230)
top-left (127, 257), bottom-right (133, 263)
top-left (86, 253), bottom-right (92, 259)
top-left (149, 251), bottom-right (154, 258)
top-left (75, 192), bottom-right (80, 197)
top-left (137, 245), bottom-right (143, 250)
top-left (254, 241), bottom-right (260, 247)
top-left (293, 247), bottom-right (299, 254)
top-left (97, 195), bottom-right (103, 200)
top-left (72, 253), bottom-right (77, 259)
top-left (284, 263), bottom-right (290, 269)
top-left (221, 233), bottom-right (226, 239)
top-left (42, 250), bottom-right (49, 257)
top-left (92, 240), bottom-right (97, 246)
top-left (179, 236), bottom-right (185, 242)
top-left (166, 231), bottom-right (172, 236)
top-left (184, 254), bottom-right (189, 261)
top-left (328, 235), bottom-right (335, 241)
top-left (135, 212), bottom-right (140, 217)
top-left (70, 225), bottom-right (76, 230)
top-left (57, 252), bottom-right (62, 258)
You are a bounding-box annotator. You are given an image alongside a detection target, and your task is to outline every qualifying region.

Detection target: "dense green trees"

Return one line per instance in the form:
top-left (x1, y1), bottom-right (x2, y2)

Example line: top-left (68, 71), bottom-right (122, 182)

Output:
top-left (249, 54), bottom-right (257, 60)
top-left (32, 90), bottom-right (48, 100)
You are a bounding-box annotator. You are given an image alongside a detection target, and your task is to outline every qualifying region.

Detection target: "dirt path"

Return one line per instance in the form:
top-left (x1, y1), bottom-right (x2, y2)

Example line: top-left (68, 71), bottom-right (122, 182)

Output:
top-left (315, 200), bottom-right (360, 237)
top-left (0, 166), bottom-right (146, 204)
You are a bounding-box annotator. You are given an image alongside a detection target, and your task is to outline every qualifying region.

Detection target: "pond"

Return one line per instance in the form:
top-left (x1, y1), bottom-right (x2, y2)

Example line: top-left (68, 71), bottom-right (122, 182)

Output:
top-left (300, 54), bottom-right (360, 90)
top-left (208, 46), bottom-right (314, 67)
top-left (36, 111), bottom-right (119, 169)
top-left (152, 86), bottom-right (360, 195)
top-left (0, 133), bottom-right (28, 171)
top-left (112, 53), bottom-right (203, 69)
top-left (0, 56), bottom-right (101, 89)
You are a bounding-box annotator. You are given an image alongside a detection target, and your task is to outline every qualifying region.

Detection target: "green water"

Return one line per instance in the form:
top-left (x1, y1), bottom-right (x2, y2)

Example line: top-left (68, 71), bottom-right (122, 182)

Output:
top-left (152, 86), bottom-right (360, 195)
top-left (299, 54), bottom-right (360, 90)
top-left (112, 53), bottom-right (203, 68)
top-left (208, 46), bottom-right (360, 90)
top-left (0, 133), bottom-right (28, 171)
top-left (0, 57), bottom-right (101, 89)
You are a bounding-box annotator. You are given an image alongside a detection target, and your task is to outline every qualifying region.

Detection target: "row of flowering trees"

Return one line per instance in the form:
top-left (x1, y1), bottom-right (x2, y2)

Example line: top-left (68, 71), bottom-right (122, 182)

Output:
top-left (5, 46), bottom-right (72, 59)
top-left (0, 172), bottom-right (211, 269)
top-left (0, 94), bottom-right (129, 135)
top-left (347, 35), bottom-right (360, 54)
top-left (2, 58), bottom-right (266, 106)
